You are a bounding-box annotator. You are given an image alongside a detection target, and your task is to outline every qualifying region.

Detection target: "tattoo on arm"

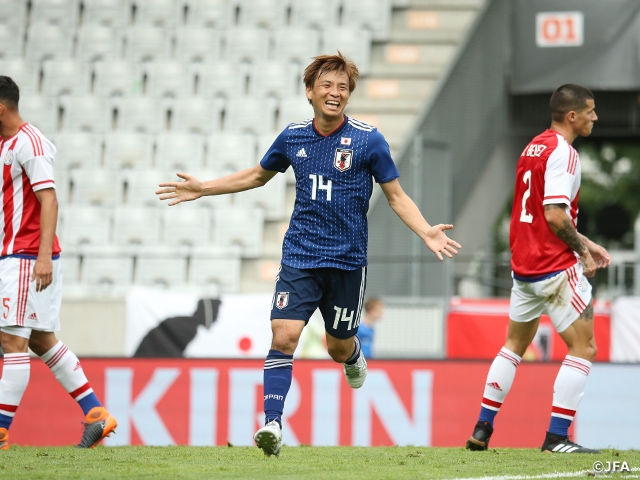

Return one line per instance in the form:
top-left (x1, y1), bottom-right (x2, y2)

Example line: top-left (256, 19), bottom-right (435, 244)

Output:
top-left (545, 205), bottom-right (586, 254)
top-left (580, 302), bottom-right (594, 322)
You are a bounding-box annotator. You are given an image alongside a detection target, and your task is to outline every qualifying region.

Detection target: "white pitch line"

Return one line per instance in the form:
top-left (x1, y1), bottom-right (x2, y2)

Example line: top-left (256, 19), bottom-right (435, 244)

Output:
top-left (454, 467), bottom-right (639, 480)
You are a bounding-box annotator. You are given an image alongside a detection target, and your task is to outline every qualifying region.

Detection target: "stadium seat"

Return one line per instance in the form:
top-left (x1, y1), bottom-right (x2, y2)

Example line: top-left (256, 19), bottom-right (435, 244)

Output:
top-left (163, 206), bottom-right (213, 247)
top-left (277, 96), bottom-right (313, 130)
top-left (175, 27), bottom-right (221, 63)
top-left (0, 60), bottom-right (39, 96)
top-left (321, 28), bottom-right (372, 75)
top-left (25, 23), bottom-right (74, 62)
top-left (154, 132), bottom-right (206, 171)
top-left (196, 62), bottom-right (246, 98)
top-left (76, 25), bottom-right (122, 62)
top-left (238, 0), bottom-right (286, 29)
top-left (234, 169), bottom-right (286, 220)
top-left (93, 60), bottom-right (143, 97)
top-left (248, 62), bottom-right (299, 99)
top-left (113, 206), bottom-right (162, 246)
top-left (61, 96), bottom-right (112, 132)
top-left (103, 132), bottom-right (154, 170)
top-left (20, 96), bottom-right (59, 135)
top-left (204, 133), bottom-right (255, 171)
top-left (123, 26), bottom-right (171, 62)
top-left (171, 97), bottom-right (223, 134)
top-left (224, 98), bottom-right (277, 134)
top-left (30, 0), bottom-right (79, 28)
top-left (0, 2), bottom-right (28, 28)
top-left (115, 97), bottom-right (169, 133)
top-left (342, 0), bottom-right (392, 41)
top-left (125, 169), bottom-right (175, 206)
top-left (189, 246), bottom-right (242, 293)
top-left (224, 28), bottom-right (270, 64)
top-left (212, 206), bottom-right (264, 257)
top-left (69, 169), bottom-right (124, 205)
top-left (53, 169), bottom-right (70, 205)
top-left (135, 255), bottom-right (188, 287)
top-left (272, 28), bottom-right (321, 66)
top-left (289, 0), bottom-right (340, 30)
top-left (81, 251), bottom-right (134, 288)
top-left (42, 60), bottom-right (91, 97)
top-left (185, 0), bottom-right (234, 29)
top-left (134, 0), bottom-right (182, 28)
top-left (144, 61), bottom-right (195, 98)
top-left (53, 132), bottom-right (104, 170)
top-left (60, 254), bottom-right (81, 285)
top-left (60, 205), bottom-right (112, 245)
top-left (0, 24), bottom-right (26, 60)
top-left (257, 132), bottom-right (296, 186)
top-left (82, 0), bottom-right (131, 28)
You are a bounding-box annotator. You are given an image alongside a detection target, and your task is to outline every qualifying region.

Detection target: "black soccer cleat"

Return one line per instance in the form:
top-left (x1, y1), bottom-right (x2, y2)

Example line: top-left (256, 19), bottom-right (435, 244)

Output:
top-left (465, 421), bottom-right (493, 451)
top-left (541, 432), bottom-right (600, 454)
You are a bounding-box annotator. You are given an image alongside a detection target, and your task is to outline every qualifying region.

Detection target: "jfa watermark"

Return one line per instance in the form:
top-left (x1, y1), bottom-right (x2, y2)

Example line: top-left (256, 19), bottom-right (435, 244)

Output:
top-left (593, 461), bottom-right (631, 473)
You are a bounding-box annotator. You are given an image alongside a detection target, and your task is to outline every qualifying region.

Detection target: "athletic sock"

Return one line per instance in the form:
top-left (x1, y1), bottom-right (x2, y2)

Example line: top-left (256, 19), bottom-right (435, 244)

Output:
top-left (344, 336), bottom-right (361, 365)
top-left (263, 349), bottom-right (293, 426)
top-left (0, 353), bottom-right (30, 430)
top-left (478, 347), bottom-right (521, 427)
top-left (548, 355), bottom-right (591, 437)
top-left (40, 341), bottom-right (101, 415)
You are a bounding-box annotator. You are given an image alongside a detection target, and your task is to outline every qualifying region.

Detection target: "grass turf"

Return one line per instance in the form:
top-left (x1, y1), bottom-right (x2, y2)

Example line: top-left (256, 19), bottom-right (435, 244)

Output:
top-left (1, 445), bottom-right (638, 480)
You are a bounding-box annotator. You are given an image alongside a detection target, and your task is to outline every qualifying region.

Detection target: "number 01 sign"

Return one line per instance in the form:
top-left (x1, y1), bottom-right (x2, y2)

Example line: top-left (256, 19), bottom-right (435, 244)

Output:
top-left (536, 11), bottom-right (584, 48)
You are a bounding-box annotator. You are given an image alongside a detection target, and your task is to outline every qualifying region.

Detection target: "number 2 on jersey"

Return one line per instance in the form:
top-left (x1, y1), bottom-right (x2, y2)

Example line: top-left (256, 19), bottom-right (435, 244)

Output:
top-left (309, 174), bottom-right (332, 201)
top-left (520, 170), bottom-right (533, 223)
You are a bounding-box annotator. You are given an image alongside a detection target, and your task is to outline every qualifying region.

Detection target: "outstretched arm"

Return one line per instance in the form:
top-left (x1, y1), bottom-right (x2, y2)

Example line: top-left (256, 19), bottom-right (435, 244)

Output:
top-left (156, 164), bottom-right (278, 206)
top-left (379, 179), bottom-right (460, 260)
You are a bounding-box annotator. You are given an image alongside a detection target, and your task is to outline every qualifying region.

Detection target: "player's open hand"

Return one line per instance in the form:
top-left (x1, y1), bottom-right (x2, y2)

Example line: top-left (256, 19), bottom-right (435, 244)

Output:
top-left (423, 224), bottom-right (461, 261)
top-left (585, 240), bottom-right (611, 269)
top-left (156, 173), bottom-right (203, 206)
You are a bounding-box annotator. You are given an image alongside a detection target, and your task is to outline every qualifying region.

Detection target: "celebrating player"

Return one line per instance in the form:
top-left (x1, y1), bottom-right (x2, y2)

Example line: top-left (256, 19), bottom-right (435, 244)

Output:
top-left (0, 76), bottom-right (117, 450)
top-left (157, 52), bottom-right (460, 457)
top-left (465, 84), bottom-right (610, 454)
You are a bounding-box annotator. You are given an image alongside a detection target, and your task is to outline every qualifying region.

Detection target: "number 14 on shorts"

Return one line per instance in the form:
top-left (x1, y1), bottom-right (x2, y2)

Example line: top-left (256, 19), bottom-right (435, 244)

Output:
top-left (333, 306), bottom-right (357, 330)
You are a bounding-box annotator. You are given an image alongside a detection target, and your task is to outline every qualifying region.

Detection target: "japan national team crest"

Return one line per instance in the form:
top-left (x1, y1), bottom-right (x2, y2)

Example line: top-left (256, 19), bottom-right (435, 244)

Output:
top-left (275, 292), bottom-right (289, 309)
top-left (334, 148), bottom-right (353, 172)
top-left (3, 151), bottom-right (13, 166)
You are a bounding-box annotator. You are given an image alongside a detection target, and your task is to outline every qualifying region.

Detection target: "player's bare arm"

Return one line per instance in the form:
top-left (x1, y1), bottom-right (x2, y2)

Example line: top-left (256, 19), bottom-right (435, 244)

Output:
top-left (156, 164), bottom-right (277, 206)
top-left (380, 179), bottom-right (460, 261)
top-left (578, 233), bottom-right (611, 269)
top-left (543, 203), bottom-right (596, 277)
top-left (33, 188), bottom-right (57, 292)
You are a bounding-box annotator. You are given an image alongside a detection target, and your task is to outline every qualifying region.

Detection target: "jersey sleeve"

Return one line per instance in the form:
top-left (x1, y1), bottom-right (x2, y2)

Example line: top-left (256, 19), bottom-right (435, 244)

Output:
top-left (18, 135), bottom-right (57, 193)
top-left (260, 129), bottom-right (291, 173)
top-left (368, 130), bottom-right (399, 183)
top-left (542, 141), bottom-right (575, 207)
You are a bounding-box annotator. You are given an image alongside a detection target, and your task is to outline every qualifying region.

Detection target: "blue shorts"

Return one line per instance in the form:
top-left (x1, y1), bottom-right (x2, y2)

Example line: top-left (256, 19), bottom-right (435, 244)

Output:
top-left (270, 264), bottom-right (367, 339)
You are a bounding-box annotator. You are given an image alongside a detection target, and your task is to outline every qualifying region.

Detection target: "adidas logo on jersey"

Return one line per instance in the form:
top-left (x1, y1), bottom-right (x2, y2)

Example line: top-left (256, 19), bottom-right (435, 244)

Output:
top-left (27, 312), bottom-right (37, 320)
top-left (486, 382), bottom-right (502, 391)
top-left (296, 148), bottom-right (307, 158)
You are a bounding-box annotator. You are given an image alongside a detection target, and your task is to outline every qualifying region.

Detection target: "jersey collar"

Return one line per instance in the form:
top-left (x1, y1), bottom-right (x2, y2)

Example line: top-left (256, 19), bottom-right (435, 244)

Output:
top-left (312, 115), bottom-right (347, 138)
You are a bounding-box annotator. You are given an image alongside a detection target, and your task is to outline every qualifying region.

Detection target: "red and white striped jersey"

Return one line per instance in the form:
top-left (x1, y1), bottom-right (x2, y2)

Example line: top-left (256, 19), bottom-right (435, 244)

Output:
top-left (0, 123), bottom-right (61, 257)
top-left (510, 129), bottom-right (580, 278)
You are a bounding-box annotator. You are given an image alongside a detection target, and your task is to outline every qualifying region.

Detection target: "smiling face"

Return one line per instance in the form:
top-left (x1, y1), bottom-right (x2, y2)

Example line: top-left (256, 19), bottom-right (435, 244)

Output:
top-left (306, 69), bottom-right (351, 123)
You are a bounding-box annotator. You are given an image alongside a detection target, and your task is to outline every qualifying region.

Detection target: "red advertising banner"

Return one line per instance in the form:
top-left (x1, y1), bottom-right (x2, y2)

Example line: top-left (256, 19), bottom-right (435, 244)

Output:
top-left (12, 358), bottom-right (566, 448)
top-left (446, 298), bottom-right (610, 361)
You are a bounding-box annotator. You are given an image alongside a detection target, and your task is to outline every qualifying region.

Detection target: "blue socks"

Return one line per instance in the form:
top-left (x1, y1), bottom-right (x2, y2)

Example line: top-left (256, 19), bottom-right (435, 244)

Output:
top-left (548, 416), bottom-right (571, 437)
top-left (77, 393), bottom-right (102, 416)
top-left (263, 349), bottom-right (293, 425)
top-left (478, 406), bottom-right (498, 427)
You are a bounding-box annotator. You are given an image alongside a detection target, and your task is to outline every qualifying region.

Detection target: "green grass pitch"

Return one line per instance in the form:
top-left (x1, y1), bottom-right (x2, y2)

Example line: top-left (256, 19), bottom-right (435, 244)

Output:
top-left (1, 445), bottom-right (639, 479)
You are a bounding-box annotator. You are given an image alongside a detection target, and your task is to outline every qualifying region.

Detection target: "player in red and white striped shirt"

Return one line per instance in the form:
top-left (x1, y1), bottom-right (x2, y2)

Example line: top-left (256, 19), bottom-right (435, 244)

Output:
top-left (465, 84), bottom-right (611, 454)
top-left (0, 77), bottom-right (116, 450)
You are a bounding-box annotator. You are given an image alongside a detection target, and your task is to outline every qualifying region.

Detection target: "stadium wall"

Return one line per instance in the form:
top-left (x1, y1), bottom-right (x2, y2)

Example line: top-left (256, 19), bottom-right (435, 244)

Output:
top-left (11, 359), bottom-right (639, 450)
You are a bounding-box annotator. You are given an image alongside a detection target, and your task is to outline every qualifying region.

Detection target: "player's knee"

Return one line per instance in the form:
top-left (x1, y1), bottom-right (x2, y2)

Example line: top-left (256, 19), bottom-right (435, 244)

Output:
top-left (327, 345), bottom-right (350, 363)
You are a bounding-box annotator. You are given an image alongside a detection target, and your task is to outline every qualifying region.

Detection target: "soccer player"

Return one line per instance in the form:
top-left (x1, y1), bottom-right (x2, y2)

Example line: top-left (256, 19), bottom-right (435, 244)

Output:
top-left (157, 53), bottom-right (460, 457)
top-left (358, 297), bottom-right (385, 358)
top-left (0, 76), bottom-right (117, 450)
top-left (465, 84), bottom-right (610, 454)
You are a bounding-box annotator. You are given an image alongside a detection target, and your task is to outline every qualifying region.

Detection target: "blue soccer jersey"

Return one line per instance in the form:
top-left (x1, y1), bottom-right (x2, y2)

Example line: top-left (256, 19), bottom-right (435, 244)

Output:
top-left (260, 115), bottom-right (400, 270)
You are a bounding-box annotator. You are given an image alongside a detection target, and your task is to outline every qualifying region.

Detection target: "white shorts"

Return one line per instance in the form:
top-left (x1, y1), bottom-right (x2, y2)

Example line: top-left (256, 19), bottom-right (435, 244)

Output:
top-left (0, 256), bottom-right (62, 334)
top-left (509, 262), bottom-right (592, 333)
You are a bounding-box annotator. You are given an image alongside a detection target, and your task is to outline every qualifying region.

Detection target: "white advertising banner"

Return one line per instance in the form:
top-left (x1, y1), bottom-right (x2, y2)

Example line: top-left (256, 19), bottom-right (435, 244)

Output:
top-left (610, 296), bottom-right (640, 362)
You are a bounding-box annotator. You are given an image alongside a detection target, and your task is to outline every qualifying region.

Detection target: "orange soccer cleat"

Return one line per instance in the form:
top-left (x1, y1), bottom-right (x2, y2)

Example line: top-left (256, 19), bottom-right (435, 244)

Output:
top-left (0, 427), bottom-right (8, 450)
top-left (77, 407), bottom-right (117, 448)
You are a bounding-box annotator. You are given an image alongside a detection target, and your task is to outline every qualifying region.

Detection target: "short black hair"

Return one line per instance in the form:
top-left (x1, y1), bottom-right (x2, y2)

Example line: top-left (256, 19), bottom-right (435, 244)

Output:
top-left (0, 76), bottom-right (19, 110)
top-left (550, 84), bottom-right (594, 122)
